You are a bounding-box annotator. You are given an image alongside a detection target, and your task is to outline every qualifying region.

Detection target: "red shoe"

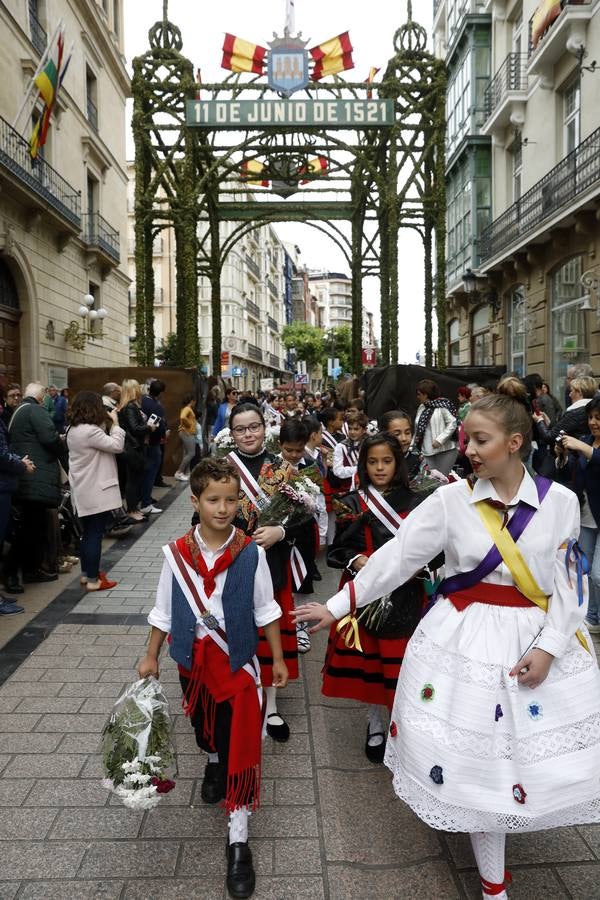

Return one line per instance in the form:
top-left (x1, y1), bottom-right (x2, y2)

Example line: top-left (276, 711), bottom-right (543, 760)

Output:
top-left (85, 574), bottom-right (118, 592)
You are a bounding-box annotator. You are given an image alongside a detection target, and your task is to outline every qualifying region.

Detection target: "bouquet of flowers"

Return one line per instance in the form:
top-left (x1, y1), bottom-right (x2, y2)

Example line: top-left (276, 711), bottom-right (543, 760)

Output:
top-left (213, 426), bottom-right (280, 457)
top-left (100, 677), bottom-right (177, 810)
top-left (257, 466), bottom-right (321, 528)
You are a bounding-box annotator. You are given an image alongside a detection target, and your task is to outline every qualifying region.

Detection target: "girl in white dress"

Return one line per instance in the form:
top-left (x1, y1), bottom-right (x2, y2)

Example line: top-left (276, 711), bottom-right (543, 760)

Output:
top-left (294, 378), bottom-right (600, 899)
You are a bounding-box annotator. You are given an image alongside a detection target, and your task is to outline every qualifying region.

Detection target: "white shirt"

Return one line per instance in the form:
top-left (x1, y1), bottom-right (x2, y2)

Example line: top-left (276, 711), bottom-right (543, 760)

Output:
top-left (148, 526), bottom-right (281, 636)
top-left (333, 441), bottom-right (359, 479)
top-left (304, 446), bottom-right (328, 540)
top-left (326, 467), bottom-right (584, 659)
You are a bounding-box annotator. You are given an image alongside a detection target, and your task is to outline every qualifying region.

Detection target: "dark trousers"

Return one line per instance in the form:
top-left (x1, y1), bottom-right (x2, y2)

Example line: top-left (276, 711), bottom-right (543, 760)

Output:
top-left (79, 511), bottom-right (110, 580)
top-left (141, 445), bottom-right (161, 508)
top-left (0, 491), bottom-right (13, 546)
top-left (4, 501), bottom-right (49, 576)
top-left (180, 673), bottom-right (232, 784)
top-left (124, 455), bottom-right (144, 513)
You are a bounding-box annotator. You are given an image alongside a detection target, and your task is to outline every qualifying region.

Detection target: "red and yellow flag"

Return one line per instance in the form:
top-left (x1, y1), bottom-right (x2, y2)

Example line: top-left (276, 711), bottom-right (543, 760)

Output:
top-left (310, 31), bottom-right (354, 80)
top-left (365, 66), bottom-right (380, 99)
top-left (30, 29), bottom-right (66, 159)
top-left (241, 159), bottom-right (270, 187)
top-left (222, 33), bottom-right (267, 75)
top-left (300, 155), bottom-right (328, 184)
top-left (531, 0), bottom-right (562, 49)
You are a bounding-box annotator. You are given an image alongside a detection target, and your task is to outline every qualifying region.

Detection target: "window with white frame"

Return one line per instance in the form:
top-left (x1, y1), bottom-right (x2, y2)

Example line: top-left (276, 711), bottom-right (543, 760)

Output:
top-left (506, 285), bottom-right (526, 378)
top-left (471, 306), bottom-right (492, 365)
top-left (551, 256), bottom-right (588, 398)
top-left (448, 319), bottom-right (460, 365)
top-left (563, 77), bottom-right (581, 157)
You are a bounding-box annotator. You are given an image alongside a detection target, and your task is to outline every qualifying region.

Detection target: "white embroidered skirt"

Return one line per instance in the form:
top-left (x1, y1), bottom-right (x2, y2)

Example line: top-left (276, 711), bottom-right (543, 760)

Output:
top-left (384, 598), bottom-right (600, 833)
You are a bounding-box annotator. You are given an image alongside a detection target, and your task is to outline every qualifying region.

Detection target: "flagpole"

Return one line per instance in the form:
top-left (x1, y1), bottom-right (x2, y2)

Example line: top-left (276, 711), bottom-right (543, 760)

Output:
top-left (285, 0), bottom-right (295, 35)
top-left (12, 17), bottom-right (64, 132)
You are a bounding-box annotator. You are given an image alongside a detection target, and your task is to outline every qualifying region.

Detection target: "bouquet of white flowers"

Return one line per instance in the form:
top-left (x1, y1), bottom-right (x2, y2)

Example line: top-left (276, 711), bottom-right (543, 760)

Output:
top-left (100, 677), bottom-right (177, 810)
top-left (257, 466), bottom-right (321, 528)
top-left (213, 426), bottom-right (280, 457)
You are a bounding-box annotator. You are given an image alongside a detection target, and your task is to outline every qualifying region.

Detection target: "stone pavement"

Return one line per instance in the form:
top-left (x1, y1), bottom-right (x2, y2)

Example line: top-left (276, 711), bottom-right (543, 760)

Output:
top-left (0, 488), bottom-right (599, 899)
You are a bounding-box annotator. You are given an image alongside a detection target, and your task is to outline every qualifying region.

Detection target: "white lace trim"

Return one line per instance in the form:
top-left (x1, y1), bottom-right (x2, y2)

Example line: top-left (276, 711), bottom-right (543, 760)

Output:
top-left (385, 742), bottom-right (600, 833)
top-left (409, 628), bottom-right (593, 692)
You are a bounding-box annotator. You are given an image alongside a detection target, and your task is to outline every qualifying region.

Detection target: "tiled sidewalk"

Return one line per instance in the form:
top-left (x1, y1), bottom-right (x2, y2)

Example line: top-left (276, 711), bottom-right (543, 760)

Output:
top-left (0, 490), bottom-right (599, 898)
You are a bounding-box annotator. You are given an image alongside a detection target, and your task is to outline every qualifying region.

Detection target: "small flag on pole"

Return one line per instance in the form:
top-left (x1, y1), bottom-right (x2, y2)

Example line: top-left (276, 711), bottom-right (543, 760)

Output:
top-left (30, 27), bottom-right (67, 159)
top-left (310, 32), bottom-right (354, 80)
top-left (222, 33), bottom-right (267, 75)
top-left (365, 66), bottom-right (380, 99)
top-left (195, 68), bottom-right (202, 100)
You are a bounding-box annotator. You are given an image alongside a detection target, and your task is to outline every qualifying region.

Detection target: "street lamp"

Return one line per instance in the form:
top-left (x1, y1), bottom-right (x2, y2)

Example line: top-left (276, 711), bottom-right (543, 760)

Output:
top-left (65, 293), bottom-right (108, 350)
top-left (462, 268), bottom-right (478, 295)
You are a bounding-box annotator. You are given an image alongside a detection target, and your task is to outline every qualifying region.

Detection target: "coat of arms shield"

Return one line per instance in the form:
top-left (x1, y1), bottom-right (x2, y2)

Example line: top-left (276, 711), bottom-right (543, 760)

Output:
top-left (268, 35), bottom-right (309, 96)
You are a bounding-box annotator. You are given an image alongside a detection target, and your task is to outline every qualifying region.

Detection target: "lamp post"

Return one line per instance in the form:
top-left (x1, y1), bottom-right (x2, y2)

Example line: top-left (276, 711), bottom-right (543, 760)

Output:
top-left (65, 294), bottom-right (108, 350)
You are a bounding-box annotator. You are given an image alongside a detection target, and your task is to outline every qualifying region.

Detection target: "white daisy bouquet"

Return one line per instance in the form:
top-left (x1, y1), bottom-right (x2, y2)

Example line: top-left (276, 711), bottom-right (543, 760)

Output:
top-left (257, 466), bottom-right (321, 528)
top-left (100, 677), bottom-right (177, 810)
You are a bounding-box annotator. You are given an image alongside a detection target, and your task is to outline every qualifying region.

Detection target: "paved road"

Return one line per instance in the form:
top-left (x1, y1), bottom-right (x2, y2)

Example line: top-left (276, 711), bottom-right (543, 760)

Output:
top-left (0, 488), bottom-right (598, 898)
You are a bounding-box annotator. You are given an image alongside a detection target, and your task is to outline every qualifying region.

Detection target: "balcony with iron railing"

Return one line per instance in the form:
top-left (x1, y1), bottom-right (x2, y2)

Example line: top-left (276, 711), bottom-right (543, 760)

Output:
top-left (29, 6), bottom-right (47, 56)
top-left (0, 114), bottom-right (80, 230)
top-left (248, 343), bottom-right (262, 362)
top-left (86, 96), bottom-right (98, 132)
top-left (245, 254), bottom-right (261, 279)
top-left (83, 211), bottom-right (120, 264)
top-left (481, 53), bottom-right (528, 136)
top-left (527, 0), bottom-right (592, 85)
top-left (267, 277), bottom-right (279, 298)
top-left (479, 125), bottom-right (600, 266)
top-left (245, 297), bottom-right (260, 319)
top-left (268, 353), bottom-right (280, 369)
top-left (267, 315), bottom-right (278, 332)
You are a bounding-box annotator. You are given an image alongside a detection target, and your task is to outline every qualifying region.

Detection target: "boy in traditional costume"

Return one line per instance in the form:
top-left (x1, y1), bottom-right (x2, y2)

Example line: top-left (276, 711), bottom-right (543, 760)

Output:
top-left (139, 458), bottom-right (287, 900)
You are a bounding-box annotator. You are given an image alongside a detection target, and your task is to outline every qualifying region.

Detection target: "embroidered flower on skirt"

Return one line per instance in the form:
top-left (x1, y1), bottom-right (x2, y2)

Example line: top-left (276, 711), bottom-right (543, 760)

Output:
top-left (420, 683), bottom-right (435, 701)
top-left (389, 721), bottom-right (397, 738)
top-left (429, 765), bottom-right (444, 785)
top-left (512, 783), bottom-right (527, 804)
top-left (527, 701), bottom-right (543, 721)
top-left (495, 704), bottom-right (503, 722)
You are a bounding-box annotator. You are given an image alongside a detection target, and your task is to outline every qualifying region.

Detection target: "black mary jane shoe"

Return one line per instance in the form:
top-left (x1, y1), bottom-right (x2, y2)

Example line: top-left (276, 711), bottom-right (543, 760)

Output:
top-left (266, 713), bottom-right (290, 743)
top-left (364, 727), bottom-right (386, 764)
top-left (226, 840), bottom-right (256, 899)
top-left (201, 761), bottom-right (225, 804)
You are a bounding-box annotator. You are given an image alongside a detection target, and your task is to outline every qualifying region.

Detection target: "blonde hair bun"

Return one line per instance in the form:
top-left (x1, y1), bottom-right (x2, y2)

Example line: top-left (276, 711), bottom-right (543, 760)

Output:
top-left (496, 375), bottom-right (528, 405)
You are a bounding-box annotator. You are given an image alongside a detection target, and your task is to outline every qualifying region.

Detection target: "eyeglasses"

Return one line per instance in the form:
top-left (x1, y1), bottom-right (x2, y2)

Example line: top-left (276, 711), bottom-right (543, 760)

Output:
top-left (231, 422), bottom-right (263, 436)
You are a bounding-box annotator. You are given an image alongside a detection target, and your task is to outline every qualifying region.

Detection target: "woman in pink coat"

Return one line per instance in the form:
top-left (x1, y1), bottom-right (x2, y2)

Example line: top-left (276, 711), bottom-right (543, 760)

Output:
top-left (66, 392), bottom-right (125, 591)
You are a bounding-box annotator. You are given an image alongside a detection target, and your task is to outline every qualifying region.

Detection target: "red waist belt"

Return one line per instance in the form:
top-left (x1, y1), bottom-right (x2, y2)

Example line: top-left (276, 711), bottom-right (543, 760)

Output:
top-left (448, 583), bottom-right (533, 612)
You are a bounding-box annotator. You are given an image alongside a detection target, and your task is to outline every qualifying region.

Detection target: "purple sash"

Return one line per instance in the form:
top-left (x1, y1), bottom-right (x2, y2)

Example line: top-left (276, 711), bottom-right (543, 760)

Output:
top-left (437, 475), bottom-right (553, 597)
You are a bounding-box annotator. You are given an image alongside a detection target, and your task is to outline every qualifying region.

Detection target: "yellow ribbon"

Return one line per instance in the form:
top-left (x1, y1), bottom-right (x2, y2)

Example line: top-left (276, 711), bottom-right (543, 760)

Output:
top-left (476, 500), bottom-right (590, 654)
top-left (336, 614), bottom-right (363, 652)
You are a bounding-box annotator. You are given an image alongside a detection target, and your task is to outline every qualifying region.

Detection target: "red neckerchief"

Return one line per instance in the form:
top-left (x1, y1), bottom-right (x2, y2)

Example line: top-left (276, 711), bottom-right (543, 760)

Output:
top-left (177, 527), bottom-right (251, 598)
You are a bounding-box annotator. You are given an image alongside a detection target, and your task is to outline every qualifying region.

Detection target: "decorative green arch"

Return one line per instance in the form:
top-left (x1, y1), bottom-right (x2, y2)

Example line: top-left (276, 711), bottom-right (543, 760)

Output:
top-left (131, 0), bottom-right (447, 372)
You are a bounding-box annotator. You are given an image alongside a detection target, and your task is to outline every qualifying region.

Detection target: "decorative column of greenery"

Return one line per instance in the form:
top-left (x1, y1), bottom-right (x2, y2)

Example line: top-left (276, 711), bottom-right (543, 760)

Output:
top-left (378, 211), bottom-right (391, 365)
top-left (131, 55), bottom-right (154, 366)
top-left (432, 58), bottom-right (448, 368)
top-left (423, 219), bottom-right (433, 366)
top-left (208, 190), bottom-right (222, 378)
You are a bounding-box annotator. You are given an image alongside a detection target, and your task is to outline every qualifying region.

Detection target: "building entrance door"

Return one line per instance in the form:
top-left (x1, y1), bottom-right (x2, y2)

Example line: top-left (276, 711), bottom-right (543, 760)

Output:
top-left (0, 261), bottom-right (22, 382)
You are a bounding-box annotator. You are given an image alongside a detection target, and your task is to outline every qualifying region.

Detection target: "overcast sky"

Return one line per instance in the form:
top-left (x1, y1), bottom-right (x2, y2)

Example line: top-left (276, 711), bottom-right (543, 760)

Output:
top-left (124, 0), bottom-right (434, 362)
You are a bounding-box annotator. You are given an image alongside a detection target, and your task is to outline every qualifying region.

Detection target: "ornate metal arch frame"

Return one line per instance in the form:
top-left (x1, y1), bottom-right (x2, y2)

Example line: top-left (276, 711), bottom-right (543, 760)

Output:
top-left (131, 1), bottom-right (447, 373)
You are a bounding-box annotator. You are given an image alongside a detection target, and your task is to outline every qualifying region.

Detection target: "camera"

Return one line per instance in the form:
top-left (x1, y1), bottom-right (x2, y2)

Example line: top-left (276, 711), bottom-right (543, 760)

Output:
top-left (555, 430), bottom-right (566, 443)
top-left (147, 413), bottom-right (159, 427)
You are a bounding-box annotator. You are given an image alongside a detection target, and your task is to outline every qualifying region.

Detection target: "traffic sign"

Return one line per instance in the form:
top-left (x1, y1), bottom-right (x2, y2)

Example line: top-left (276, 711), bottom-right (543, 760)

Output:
top-left (294, 373), bottom-right (308, 385)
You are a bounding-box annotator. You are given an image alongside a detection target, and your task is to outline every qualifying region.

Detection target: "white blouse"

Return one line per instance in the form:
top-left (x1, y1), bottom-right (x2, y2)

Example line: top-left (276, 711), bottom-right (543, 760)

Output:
top-left (326, 467), bottom-right (585, 659)
top-left (332, 442), bottom-right (359, 479)
top-left (148, 526), bottom-right (281, 636)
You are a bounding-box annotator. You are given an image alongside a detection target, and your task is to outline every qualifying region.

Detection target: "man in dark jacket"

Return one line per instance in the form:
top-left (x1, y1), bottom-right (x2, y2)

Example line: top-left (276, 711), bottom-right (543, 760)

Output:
top-left (4, 382), bottom-right (69, 592)
top-left (140, 379), bottom-right (167, 513)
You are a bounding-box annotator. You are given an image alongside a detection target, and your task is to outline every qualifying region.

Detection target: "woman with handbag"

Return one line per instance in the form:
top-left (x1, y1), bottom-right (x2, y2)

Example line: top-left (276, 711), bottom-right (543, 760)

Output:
top-left (324, 433), bottom-right (433, 762)
top-left (66, 392), bottom-right (124, 591)
top-left (118, 379), bottom-right (157, 521)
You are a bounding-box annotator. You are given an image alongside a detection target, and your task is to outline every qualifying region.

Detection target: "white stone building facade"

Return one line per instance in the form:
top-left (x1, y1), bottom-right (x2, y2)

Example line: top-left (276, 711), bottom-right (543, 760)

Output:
top-left (0, 0), bottom-right (130, 387)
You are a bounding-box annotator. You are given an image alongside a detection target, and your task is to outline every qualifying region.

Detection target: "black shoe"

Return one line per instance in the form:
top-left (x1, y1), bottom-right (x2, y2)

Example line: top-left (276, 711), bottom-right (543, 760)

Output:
top-left (365, 726), bottom-right (386, 764)
top-left (226, 841), bottom-right (255, 899)
top-left (201, 761), bottom-right (225, 804)
top-left (296, 580), bottom-right (314, 595)
top-left (266, 713), bottom-right (290, 743)
top-left (4, 577), bottom-right (24, 594)
top-left (23, 571), bottom-right (58, 583)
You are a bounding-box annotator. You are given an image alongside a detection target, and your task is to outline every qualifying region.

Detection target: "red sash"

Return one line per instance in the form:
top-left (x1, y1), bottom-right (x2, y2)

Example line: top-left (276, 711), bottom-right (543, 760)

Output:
top-left (448, 583), bottom-right (532, 612)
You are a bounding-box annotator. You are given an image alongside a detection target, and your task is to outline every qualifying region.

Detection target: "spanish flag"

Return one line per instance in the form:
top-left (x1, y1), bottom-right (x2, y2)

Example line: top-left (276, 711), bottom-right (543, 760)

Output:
top-left (299, 156), bottom-right (329, 184)
top-left (365, 66), bottom-right (380, 99)
top-left (241, 159), bottom-right (270, 187)
top-left (222, 33), bottom-right (267, 75)
top-left (310, 32), bottom-right (354, 80)
top-left (531, 0), bottom-right (562, 49)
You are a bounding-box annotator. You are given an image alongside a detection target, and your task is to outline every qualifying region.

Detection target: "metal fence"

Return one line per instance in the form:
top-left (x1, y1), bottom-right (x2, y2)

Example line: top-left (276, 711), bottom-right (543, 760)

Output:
top-left (29, 6), bottom-right (47, 56)
top-left (479, 126), bottom-right (600, 263)
top-left (83, 211), bottom-right (120, 262)
top-left (248, 343), bottom-right (262, 362)
top-left (245, 297), bottom-right (260, 319)
top-left (483, 53), bottom-right (528, 121)
top-left (0, 115), bottom-right (80, 228)
top-left (245, 254), bottom-right (261, 279)
top-left (267, 315), bottom-right (278, 332)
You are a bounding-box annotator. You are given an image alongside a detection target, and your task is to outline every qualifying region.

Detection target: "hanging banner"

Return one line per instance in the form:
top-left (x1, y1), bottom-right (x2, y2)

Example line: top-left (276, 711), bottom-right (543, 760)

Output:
top-left (187, 99), bottom-right (394, 129)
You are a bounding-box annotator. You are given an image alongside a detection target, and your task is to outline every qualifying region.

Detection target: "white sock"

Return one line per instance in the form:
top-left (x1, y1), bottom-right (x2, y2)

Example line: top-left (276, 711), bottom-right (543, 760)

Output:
top-left (207, 752), bottom-right (219, 764)
top-left (265, 685), bottom-right (284, 726)
top-left (367, 704), bottom-right (385, 747)
top-left (228, 807), bottom-right (249, 844)
top-left (470, 832), bottom-right (507, 898)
